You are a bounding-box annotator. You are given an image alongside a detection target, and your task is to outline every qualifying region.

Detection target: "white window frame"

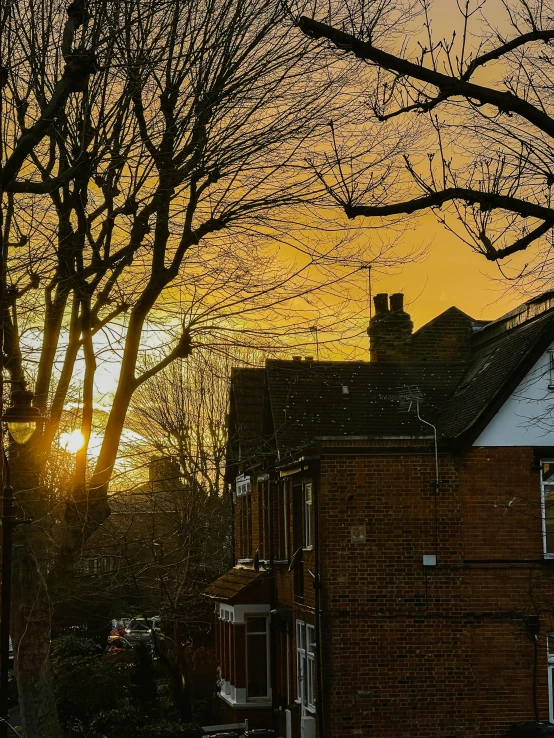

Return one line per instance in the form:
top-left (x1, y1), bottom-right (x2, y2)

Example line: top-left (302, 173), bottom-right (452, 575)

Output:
top-left (541, 460), bottom-right (554, 559)
top-left (245, 614), bottom-right (271, 702)
top-left (296, 620), bottom-right (316, 714)
top-left (304, 482), bottom-right (313, 550)
top-left (306, 624), bottom-right (316, 711)
top-left (296, 620), bottom-right (305, 703)
top-left (546, 633), bottom-right (554, 723)
top-left (235, 475), bottom-right (251, 499)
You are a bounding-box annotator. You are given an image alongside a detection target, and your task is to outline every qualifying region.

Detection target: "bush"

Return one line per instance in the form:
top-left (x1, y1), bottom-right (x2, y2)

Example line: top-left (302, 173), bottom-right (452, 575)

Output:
top-left (51, 636), bottom-right (132, 732)
top-left (91, 707), bottom-right (202, 738)
top-left (52, 635), bottom-right (203, 738)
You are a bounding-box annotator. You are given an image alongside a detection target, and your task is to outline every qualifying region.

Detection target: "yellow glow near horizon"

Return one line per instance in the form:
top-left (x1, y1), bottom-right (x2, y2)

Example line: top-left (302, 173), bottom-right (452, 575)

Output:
top-left (59, 430), bottom-right (86, 454)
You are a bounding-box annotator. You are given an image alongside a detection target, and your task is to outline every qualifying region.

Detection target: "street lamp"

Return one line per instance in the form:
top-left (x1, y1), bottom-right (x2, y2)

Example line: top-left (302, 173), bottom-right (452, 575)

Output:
top-left (3, 388), bottom-right (42, 445)
top-left (0, 385), bottom-right (42, 738)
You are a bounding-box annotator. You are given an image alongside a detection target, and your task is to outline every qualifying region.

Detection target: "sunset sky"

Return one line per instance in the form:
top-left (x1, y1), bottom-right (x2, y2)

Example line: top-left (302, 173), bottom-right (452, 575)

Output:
top-left (371, 212), bottom-right (524, 330)
top-left (356, 0), bottom-right (532, 330)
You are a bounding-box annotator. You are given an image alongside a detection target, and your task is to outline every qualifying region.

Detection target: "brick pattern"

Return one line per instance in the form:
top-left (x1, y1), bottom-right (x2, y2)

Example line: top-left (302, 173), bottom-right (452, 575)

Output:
top-left (317, 443), bottom-right (554, 738)
top-left (220, 442), bottom-right (554, 737)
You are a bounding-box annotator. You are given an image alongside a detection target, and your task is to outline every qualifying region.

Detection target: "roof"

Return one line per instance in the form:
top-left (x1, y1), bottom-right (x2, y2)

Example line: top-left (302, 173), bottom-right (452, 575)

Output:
top-left (266, 360), bottom-right (465, 456)
top-left (226, 294), bottom-right (554, 461)
top-left (204, 567), bottom-right (267, 601)
top-left (436, 306), bottom-right (554, 441)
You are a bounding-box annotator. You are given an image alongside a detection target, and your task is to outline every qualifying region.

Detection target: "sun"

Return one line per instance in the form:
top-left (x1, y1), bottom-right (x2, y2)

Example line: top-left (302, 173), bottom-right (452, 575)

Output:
top-left (59, 429), bottom-right (86, 453)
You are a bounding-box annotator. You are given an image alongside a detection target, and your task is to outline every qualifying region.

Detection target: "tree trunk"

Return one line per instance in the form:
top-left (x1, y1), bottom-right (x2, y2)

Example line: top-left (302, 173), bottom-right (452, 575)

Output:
top-left (11, 551), bottom-right (61, 738)
top-left (9, 443), bottom-right (62, 738)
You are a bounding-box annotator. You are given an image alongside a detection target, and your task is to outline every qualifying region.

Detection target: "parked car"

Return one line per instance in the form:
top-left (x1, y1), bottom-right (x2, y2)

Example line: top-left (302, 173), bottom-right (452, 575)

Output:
top-left (124, 617), bottom-right (160, 644)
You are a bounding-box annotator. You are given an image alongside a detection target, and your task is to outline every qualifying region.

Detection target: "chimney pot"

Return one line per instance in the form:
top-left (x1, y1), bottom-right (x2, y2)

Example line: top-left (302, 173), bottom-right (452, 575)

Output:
top-left (390, 293), bottom-right (404, 312)
top-left (292, 356), bottom-right (302, 361)
top-left (373, 293), bottom-right (389, 315)
top-left (368, 291), bottom-right (413, 362)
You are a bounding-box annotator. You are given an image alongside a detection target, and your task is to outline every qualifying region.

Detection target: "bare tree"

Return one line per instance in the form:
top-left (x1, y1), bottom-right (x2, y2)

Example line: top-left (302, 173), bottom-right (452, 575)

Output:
top-left (0, 0), bottom-right (386, 734)
top-left (127, 354), bottom-right (234, 498)
top-left (297, 0), bottom-right (554, 284)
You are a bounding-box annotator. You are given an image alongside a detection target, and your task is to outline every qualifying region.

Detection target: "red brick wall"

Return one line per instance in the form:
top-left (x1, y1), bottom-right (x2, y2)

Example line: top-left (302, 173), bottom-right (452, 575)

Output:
top-left (317, 443), bottom-right (554, 738)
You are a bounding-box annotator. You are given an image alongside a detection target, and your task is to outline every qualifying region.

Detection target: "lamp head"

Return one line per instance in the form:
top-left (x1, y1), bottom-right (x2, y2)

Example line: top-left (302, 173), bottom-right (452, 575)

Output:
top-left (4, 389), bottom-right (42, 444)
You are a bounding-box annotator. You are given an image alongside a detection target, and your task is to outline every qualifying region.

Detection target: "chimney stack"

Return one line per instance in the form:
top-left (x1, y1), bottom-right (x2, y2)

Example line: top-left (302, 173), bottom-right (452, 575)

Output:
top-left (368, 292), bottom-right (413, 362)
top-left (373, 293), bottom-right (389, 315)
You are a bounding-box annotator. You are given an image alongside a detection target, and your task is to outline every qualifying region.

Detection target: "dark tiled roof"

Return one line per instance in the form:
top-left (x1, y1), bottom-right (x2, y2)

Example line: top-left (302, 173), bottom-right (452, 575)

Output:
top-left (436, 308), bottom-right (554, 439)
top-left (266, 360), bottom-right (465, 456)
top-left (226, 297), bottom-right (554, 458)
top-left (204, 567), bottom-right (266, 601)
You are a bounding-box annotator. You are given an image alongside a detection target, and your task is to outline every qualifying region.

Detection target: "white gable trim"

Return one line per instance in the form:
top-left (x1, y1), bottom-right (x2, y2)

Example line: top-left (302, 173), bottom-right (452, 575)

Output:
top-left (473, 342), bottom-right (554, 447)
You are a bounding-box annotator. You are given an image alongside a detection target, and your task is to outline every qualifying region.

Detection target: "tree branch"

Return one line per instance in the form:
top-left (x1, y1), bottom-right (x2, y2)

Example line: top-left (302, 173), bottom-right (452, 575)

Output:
top-left (344, 187), bottom-right (554, 222)
top-left (6, 159), bottom-right (90, 194)
top-left (298, 17), bottom-right (554, 140)
top-left (134, 329), bottom-right (192, 388)
top-left (480, 218), bottom-right (554, 260)
top-left (463, 29), bottom-right (554, 81)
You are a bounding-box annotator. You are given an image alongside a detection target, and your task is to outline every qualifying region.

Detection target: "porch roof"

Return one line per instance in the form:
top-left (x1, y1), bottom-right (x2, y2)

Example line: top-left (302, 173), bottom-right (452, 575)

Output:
top-left (204, 566), bottom-right (267, 602)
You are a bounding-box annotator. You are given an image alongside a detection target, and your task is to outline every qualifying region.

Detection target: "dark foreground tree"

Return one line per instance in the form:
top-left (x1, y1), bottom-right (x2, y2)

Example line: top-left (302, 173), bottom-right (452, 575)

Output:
top-left (297, 0), bottom-right (554, 282)
top-left (0, 0), bottom-right (389, 734)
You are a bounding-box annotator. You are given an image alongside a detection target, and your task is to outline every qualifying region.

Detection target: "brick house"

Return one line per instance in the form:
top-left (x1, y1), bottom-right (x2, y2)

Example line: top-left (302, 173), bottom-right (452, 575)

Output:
top-left (205, 291), bottom-right (554, 738)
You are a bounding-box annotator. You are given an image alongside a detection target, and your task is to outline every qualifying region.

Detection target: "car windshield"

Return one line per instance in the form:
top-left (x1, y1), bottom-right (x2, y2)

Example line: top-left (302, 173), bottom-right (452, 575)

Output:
top-left (128, 619), bottom-right (152, 631)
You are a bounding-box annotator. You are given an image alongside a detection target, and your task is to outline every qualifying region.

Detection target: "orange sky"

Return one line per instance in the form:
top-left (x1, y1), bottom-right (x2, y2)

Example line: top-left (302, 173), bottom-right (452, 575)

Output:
top-left (372, 213), bottom-right (523, 330)
top-left (364, 0), bottom-right (527, 331)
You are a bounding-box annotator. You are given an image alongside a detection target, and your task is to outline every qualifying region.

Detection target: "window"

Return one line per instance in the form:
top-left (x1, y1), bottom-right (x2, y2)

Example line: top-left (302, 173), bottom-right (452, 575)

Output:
top-left (296, 620), bottom-right (305, 702)
top-left (258, 479), bottom-right (271, 560)
top-left (236, 475), bottom-right (253, 560)
top-left (546, 633), bottom-right (554, 723)
top-left (306, 625), bottom-right (316, 710)
top-left (237, 494), bottom-right (252, 560)
top-left (277, 481), bottom-right (289, 560)
top-left (296, 620), bottom-right (316, 712)
top-left (236, 475), bottom-right (251, 497)
top-left (541, 461), bottom-right (554, 556)
top-left (246, 615), bottom-right (269, 700)
top-left (304, 482), bottom-right (313, 549)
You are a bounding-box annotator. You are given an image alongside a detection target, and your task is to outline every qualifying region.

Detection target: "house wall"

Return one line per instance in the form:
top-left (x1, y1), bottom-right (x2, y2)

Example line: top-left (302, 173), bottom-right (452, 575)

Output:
top-left (474, 344), bottom-right (554, 446)
top-left (317, 442), bottom-right (554, 738)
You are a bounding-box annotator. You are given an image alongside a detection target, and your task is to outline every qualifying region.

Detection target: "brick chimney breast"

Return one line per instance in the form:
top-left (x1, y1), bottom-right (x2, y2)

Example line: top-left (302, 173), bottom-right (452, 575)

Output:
top-left (368, 292), bottom-right (413, 362)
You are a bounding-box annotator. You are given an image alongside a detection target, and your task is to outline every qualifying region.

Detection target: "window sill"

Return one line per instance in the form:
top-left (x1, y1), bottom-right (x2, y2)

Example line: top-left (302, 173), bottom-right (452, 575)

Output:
top-left (219, 693), bottom-right (272, 709)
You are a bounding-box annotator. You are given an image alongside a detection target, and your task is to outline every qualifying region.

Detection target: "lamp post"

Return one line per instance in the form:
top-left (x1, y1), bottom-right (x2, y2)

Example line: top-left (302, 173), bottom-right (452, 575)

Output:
top-left (0, 386), bottom-right (42, 738)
